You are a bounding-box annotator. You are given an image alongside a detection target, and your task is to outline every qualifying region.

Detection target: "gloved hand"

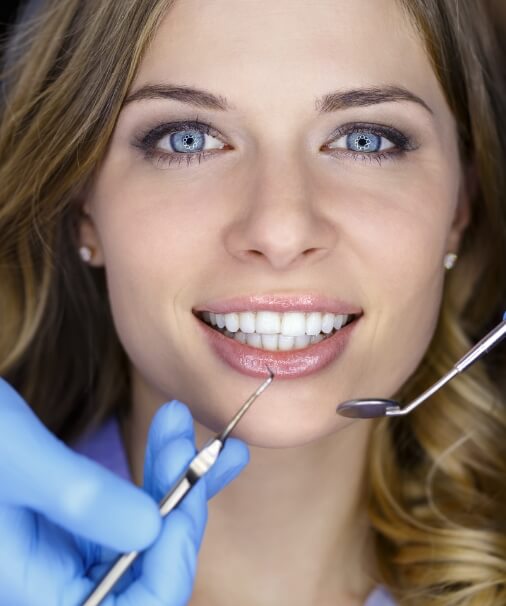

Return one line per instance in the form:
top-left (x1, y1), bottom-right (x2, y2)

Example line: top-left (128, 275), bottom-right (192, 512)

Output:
top-left (0, 377), bottom-right (249, 605)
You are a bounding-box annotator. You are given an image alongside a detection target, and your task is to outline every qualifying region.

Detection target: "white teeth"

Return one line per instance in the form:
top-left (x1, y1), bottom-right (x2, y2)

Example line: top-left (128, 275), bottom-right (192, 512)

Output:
top-left (321, 312), bottom-right (335, 334)
top-left (225, 312), bottom-right (239, 332)
top-left (239, 311), bottom-right (256, 334)
top-left (294, 334), bottom-right (311, 348)
top-left (246, 333), bottom-right (262, 348)
top-left (213, 329), bottom-right (344, 352)
top-left (278, 335), bottom-right (295, 351)
top-left (256, 311), bottom-right (281, 334)
top-left (280, 312), bottom-right (306, 337)
top-left (261, 334), bottom-right (278, 351)
top-left (334, 314), bottom-right (347, 330)
top-left (306, 312), bottom-right (322, 336)
top-left (201, 310), bottom-right (355, 349)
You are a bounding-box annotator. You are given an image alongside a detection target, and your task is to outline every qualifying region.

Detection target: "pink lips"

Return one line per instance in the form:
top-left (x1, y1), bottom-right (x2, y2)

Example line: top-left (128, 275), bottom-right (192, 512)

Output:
top-left (193, 294), bottom-right (362, 379)
top-left (193, 293), bottom-right (362, 315)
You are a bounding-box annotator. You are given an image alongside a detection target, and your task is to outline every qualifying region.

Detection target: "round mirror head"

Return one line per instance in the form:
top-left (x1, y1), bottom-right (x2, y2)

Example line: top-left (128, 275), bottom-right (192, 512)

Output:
top-left (336, 398), bottom-right (400, 419)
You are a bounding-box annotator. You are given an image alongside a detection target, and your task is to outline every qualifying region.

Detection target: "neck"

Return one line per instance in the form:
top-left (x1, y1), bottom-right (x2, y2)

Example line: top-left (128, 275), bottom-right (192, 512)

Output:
top-left (124, 375), bottom-right (378, 606)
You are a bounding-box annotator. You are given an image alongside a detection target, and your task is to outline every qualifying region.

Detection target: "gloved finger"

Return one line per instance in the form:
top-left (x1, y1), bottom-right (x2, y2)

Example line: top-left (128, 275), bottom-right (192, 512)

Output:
top-left (84, 429), bottom-right (205, 600)
top-left (145, 399), bottom-right (249, 500)
top-left (143, 401), bottom-right (204, 542)
top-left (200, 437), bottom-right (250, 500)
top-left (116, 408), bottom-right (208, 606)
top-left (81, 402), bottom-right (203, 589)
top-left (92, 404), bottom-right (250, 602)
top-left (147, 438), bottom-right (248, 552)
top-left (144, 401), bottom-right (249, 539)
top-left (147, 436), bottom-right (208, 546)
top-left (0, 378), bottom-right (160, 552)
top-left (117, 484), bottom-right (207, 606)
top-left (143, 400), bottom-right (196, 498)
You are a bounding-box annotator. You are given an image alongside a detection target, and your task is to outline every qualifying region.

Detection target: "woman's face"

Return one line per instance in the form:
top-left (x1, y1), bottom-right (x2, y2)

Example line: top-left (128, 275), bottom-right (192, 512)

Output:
top-left (81, 0), bottom-right (469, 446)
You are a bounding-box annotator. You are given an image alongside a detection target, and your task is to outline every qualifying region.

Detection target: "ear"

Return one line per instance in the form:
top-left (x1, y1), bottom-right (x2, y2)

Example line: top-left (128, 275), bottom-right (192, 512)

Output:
top-left (446, 161), bottom-right (475, 253)
top-left (77, 200), bottom-right (105, 267)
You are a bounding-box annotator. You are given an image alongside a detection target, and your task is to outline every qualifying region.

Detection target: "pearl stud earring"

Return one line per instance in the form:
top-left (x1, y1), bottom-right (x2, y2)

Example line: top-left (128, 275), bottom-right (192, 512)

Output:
top-left (79, 245), bottom-right (94, 263)
top-left (444, 252), bottom-right (458, 270)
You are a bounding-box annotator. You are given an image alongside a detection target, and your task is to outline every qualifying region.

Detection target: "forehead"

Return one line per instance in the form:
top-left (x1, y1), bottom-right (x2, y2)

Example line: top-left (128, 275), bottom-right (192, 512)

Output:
top-left (133, 0), bottom-right (447, 121)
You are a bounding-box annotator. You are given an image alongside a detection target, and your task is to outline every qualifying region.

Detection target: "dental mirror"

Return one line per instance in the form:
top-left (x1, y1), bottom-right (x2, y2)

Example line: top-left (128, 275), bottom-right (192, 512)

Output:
top-left (336, 312), bottom-right (506, 419)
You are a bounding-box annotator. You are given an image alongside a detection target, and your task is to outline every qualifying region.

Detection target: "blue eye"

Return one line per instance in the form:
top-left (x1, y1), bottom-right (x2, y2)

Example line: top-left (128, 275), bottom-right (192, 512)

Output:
top-left (157, 126), bottom-right (225, 155)
top-left (134, 119), bottom-right (227, 168)
top-left (134, 118), bottom-right (414, 169)
top-left (347, 132), bottom-right (382, 152)
top-left (169, 129), bottom-right (206, 152)
top-left (329, 128), bottom-right (396, 155)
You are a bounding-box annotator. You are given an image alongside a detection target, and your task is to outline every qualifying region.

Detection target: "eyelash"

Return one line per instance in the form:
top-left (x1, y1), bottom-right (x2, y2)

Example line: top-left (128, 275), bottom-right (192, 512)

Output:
top-left (133, 115), bottom-right (415, 169)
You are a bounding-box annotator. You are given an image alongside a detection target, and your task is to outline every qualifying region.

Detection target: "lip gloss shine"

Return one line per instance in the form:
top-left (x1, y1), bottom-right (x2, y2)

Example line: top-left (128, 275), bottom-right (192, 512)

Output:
top-left (195, 316), bottom-right (360, 379)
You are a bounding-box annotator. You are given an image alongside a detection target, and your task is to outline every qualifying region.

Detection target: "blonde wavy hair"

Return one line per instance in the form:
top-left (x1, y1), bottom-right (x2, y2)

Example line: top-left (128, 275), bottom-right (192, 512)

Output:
top-left (0, 1), bottom-right (505, 604)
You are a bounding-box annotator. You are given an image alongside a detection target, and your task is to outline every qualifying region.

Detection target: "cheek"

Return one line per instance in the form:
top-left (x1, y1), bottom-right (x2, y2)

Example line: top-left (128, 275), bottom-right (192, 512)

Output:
top-left (338, 164), bottom-right (459, 396)
top-left (93, 166), bottom-right (217, 277)
top-left (338, 156), bottom-right (459, 299)
top-left (88, 175), bottom-right (218, 372)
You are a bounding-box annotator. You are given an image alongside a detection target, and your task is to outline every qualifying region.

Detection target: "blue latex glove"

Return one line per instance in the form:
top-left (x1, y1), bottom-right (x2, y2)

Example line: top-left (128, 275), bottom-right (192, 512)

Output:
top-left (0, 377), bottom-right (249, 605)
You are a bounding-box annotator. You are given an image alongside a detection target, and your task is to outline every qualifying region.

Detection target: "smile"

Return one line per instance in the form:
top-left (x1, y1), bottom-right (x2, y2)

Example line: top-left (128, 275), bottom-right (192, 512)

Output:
top-left (196, 310), bottom-right (358, 352)
top-left (192, 294), bottom-right (362, 379)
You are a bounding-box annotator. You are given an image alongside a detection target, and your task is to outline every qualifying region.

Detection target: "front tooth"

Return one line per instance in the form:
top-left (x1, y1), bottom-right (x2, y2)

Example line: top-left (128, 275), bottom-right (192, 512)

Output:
top-left (225, 312), bottom-right (239, 332)
top-left (321, 312), bottom-right (335, 334)
top-left (246, 333), bottom-right (262, 348)
top-left (280, 312), bottom-right (306, 337)
top-left (278, 335), bottom-right (295, 351)
top-left (239, 311), bottom-right (256, 334)
top-left (306, 312), bottom-right (322, 335)
top-left (294, 334), bottom-right (311, 349)
top-left (216, 313), bottom-right (226, 328)
top-left (334, 314), bottom-right (347, 330)
top-left (256, 311), bottom-right (281, 334)
top-left (261, 334), bottom-right (278, 351)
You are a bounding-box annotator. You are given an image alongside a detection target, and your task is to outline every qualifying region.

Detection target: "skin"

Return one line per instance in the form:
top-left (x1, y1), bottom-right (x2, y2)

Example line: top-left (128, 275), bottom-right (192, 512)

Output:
top-left (79, 0), bottom-right (470, 603)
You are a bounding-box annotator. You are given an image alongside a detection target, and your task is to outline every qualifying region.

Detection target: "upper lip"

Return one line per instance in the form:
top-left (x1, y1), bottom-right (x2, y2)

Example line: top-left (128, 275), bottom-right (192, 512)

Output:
top-left (193, 293), bottom-right (362, 315)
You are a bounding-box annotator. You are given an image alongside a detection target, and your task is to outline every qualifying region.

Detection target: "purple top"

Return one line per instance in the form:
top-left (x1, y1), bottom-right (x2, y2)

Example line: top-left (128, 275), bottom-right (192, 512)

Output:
top-left (72, 417), bottom-right (396, 606)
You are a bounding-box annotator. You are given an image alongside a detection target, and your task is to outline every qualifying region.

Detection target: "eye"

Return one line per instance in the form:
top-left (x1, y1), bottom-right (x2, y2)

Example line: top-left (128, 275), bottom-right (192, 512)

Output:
top-left (324, 123), bottom-right (414, 163)
top-left (329, 130), bottom-right (395, 153)
top-left (157, 126), bottom-right (226, 155)
top-left (133, 119), bottom-right (228, 169)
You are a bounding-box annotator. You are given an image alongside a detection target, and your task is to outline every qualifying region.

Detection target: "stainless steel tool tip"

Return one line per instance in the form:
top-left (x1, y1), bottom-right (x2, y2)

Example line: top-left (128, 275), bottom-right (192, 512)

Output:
top-left (336, 398), bottom-right (401, 418)
top-left (218, 369), bottom-right (275, 441)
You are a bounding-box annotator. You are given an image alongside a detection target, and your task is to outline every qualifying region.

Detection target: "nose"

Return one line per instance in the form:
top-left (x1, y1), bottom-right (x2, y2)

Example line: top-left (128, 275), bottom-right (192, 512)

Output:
top-left (223, 152), bottom-right (338, 271)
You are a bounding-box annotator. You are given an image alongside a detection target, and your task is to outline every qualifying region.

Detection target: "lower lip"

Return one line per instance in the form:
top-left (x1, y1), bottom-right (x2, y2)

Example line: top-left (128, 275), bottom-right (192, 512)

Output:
top-left (195, 316), bottom-right (360, 379)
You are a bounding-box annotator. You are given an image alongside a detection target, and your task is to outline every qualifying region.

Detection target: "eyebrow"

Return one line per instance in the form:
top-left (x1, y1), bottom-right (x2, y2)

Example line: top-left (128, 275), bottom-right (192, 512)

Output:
top-left (123, 83), bottom-right (433, 115)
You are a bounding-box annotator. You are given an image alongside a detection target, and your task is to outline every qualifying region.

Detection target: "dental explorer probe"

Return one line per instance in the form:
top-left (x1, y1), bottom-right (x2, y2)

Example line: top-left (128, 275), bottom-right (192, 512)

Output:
top-left (81, 368), bottom-right (275, 606)
top-left (336, 312), bottom-right (506, 419)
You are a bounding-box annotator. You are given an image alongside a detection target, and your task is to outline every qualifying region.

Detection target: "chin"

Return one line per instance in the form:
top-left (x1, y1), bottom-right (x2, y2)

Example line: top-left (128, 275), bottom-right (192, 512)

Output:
top-left (194, 404), bottom-right (362, 449)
